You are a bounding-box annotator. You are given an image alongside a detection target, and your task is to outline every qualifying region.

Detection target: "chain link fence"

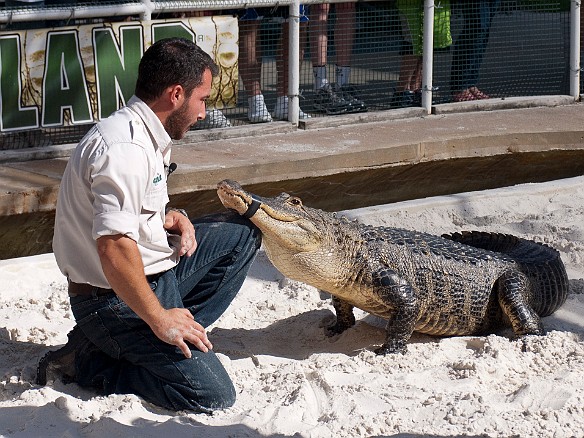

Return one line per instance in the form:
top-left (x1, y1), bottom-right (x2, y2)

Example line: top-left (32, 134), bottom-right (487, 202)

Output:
top-left (0, 0), bottom-right (580, 150)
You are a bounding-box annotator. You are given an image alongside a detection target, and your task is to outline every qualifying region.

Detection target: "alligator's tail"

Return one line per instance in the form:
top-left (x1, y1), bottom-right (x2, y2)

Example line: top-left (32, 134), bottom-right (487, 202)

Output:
top-left (443, 231), bottom-right (569, 316)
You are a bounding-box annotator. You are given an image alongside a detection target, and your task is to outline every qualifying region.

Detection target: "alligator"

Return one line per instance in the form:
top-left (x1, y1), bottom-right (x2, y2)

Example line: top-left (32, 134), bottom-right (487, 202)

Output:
top-left (217, 180), bottom-right (569, 355)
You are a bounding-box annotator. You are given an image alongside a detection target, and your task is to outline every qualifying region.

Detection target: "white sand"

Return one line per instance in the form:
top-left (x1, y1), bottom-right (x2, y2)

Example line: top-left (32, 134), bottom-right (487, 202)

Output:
top-left (1, 176), bottom-right (583, 438)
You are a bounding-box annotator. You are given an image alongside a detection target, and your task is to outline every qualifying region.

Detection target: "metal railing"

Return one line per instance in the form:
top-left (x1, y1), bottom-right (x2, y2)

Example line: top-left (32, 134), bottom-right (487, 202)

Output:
top-left (0, 0), bottom-right (581, 151)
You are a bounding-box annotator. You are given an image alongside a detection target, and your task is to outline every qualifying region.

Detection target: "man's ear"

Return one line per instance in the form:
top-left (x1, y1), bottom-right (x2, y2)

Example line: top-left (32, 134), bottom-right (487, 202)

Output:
top-left (169, 84), bottom-right (185, 107)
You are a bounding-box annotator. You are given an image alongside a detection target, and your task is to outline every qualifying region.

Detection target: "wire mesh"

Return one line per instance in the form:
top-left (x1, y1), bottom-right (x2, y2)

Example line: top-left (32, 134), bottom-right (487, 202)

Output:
top-left (461, 0), bottom-right (571, 99)
top-left (581, 1), bottom-right (584, 95)
top-left (0, 0), bottom-right (579, 149)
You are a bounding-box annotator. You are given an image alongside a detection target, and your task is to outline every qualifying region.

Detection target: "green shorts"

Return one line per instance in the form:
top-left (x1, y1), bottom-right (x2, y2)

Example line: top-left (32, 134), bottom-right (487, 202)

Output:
top-left (397, 0), bottom-right (452, 55)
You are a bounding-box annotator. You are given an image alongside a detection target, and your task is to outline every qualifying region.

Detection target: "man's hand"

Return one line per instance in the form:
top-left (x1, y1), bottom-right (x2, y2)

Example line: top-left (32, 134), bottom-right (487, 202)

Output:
top-left (151, 308), bottom-right (213, 358)
top-left (164, 209), bottom-right (197, 256)
top-left (98, 234), bottom-right (210, 358)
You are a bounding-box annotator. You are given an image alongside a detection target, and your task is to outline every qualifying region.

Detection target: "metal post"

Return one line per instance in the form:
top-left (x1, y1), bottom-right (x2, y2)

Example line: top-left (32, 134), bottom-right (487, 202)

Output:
top-left (288, 0), bottom-right (301, 125)
top-left (141, 0), bottom-right (154, 21)
top-left (570, 0), bottom-right (581, 100)
top-left (422, 0), bottom-right (435, 114)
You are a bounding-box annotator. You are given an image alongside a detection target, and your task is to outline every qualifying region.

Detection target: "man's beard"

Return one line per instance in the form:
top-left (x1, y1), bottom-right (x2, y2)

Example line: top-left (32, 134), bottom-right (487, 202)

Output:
top-left (165, 101), bottom-right (194, 140)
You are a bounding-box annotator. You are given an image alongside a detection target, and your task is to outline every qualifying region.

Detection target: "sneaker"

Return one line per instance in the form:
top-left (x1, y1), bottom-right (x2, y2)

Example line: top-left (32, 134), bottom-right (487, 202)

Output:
top-left (247, 94), bottom-right (272, 123)
top-left (452, 88), bottom-right (475, 102)
top-left (313, 83), bottom-right (352, 115)
top-left (338, 84), bottom-right (368, 113)
top-left (273, 96), bottom-right (311, 120)
top-left (390, 90), bottom-right (415, 108)
top-left (413, 87), bottom-right (439, 105)
top-left (196, 109), bottom-right (232, 129)
top-left (413, 89), bottom-right (422, 106)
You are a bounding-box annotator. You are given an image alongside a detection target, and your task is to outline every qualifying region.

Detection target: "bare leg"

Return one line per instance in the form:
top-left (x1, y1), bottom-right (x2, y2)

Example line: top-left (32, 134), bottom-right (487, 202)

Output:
top-left (397, 54), bottom-right (420, 91)
top-left (334, 3), bottom-right (355, 77)
top-left (333, 3), bottom-right (367, 111)
top-left (392, 54), bottom-right (422, 108)
top-left (239, 20), bottom-right (262, 97)
top-left (239, 19), bottom-right (271, 123)
top-left (412, 56), bottom-right (423, 91)
top-left (309, 3), bottom-right (362, 114)
top-left (310, 3), bottom-right (330, 90)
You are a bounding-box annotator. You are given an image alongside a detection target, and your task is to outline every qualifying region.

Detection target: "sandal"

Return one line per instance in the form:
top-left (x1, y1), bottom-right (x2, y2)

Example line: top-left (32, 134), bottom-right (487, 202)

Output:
top-left (452, 88), bottom-right (476, 102)
top-left (469, 87), bottom-right (490, 100)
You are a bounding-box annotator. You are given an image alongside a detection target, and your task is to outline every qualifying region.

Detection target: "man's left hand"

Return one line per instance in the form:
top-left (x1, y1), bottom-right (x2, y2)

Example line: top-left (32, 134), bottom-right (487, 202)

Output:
top-left (164, 209), bottom-right (197, 256)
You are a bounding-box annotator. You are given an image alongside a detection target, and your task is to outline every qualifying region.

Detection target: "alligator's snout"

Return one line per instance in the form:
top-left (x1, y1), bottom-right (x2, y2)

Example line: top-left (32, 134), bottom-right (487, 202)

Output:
top-left (217, 179), bottom-right (247, 214)
top-left (217, 179), bottom-right (263, 218)
top-left (217, 179), bottom-right (243, 193)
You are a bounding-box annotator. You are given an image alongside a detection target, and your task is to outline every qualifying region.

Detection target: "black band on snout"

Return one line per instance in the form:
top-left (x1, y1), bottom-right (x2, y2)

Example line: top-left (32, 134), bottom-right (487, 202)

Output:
top-left (243, 195), bottom-right (262, 219)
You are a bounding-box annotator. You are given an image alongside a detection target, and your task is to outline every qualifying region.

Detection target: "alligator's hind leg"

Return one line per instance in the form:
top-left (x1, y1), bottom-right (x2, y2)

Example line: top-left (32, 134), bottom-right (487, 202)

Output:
top-left (497, 270), bottom-right (544, 336)
top-left (326, 295), bottom-right (356, 335)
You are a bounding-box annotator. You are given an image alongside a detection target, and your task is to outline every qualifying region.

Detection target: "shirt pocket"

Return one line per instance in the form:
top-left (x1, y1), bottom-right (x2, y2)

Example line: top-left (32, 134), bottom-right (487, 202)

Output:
top-left (140, 183), bottom-right (169, 243)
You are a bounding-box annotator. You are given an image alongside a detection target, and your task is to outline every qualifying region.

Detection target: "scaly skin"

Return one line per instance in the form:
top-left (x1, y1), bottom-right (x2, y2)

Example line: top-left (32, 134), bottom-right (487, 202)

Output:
top-left (217, 180), bottom-right (569, 355)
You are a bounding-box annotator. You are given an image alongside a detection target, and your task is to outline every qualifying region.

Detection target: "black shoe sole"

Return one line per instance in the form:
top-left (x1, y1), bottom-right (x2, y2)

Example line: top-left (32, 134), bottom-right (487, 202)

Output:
top-left (313, 103), bottom-right (350, 115)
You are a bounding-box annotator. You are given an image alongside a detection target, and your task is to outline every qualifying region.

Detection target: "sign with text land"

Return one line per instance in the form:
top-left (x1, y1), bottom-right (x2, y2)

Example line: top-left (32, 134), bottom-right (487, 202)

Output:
top-left (0, 16), bottom-right (238, 132)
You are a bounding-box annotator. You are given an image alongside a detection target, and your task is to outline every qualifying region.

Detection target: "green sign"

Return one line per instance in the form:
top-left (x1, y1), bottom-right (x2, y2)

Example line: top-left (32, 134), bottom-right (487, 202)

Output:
top-left (0, 17), bottom-right (238, 132)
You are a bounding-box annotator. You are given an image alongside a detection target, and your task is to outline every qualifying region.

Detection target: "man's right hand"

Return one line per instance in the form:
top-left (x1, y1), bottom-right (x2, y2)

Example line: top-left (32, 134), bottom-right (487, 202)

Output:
top-left (151, 308), bottom-right (213, 358)
top-left (97, 234), bottom-right (212, 359)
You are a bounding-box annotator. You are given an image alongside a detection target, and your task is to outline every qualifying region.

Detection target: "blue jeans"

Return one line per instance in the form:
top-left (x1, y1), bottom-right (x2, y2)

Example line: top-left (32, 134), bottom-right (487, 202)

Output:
top-left (69, 211), bottom-right (261, 412)
top-left (450, 0), bottom-right (501, 93)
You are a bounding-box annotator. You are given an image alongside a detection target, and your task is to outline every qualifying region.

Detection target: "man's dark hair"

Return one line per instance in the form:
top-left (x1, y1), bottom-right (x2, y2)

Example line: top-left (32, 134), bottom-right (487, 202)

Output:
top-left (135, 37), bottom-right (219, 102)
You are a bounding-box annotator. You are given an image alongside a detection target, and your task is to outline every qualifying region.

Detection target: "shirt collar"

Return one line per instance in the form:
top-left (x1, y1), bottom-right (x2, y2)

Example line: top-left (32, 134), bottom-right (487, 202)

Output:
top-left (127, 95), bottom-right (173, 156)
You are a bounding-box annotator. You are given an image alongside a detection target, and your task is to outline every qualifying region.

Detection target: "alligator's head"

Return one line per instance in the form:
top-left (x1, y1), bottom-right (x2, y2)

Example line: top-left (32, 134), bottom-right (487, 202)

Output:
top-left (217, 179), bottom-right (326, 252)
top-left (217, 179), bottom-right (359, 287)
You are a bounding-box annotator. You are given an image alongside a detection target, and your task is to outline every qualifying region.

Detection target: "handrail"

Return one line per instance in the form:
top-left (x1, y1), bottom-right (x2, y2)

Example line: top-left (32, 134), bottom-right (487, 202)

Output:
top-left (0, 0), bottom-right (365, 23)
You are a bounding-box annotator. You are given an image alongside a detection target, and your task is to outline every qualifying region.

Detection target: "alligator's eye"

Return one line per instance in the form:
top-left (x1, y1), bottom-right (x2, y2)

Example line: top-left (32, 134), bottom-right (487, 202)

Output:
top-left (288, 197), bottom-right (303, 207)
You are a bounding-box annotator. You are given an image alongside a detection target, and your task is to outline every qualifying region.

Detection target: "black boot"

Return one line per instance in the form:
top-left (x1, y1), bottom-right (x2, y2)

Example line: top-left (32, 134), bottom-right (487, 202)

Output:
top-left (36, 325), bottom-right (90, 385)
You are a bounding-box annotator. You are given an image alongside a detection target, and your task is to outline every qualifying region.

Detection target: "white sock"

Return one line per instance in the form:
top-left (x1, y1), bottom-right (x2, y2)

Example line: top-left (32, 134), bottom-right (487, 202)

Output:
top-left (336, 65), bottom-right (351, 87)
top-left (249, 94), bottom-right (265, 107)
top-left (247, 94), bottom-right (271, 123)
top-left (275, 95), bottom-right (288, 107)
top-left (274, 95), bottom-right (310, 119)
top-left (313, 65), bottom-right (328, 90)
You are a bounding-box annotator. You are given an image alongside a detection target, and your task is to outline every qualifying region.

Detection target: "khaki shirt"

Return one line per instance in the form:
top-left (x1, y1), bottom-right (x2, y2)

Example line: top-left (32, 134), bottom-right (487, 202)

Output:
top-left (53, 96), bottom-right (180, 288)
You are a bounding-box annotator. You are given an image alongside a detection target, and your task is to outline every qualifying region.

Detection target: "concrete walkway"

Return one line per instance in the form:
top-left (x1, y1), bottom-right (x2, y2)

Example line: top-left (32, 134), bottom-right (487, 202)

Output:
top-left (0, 96), bottom-right (583, 258)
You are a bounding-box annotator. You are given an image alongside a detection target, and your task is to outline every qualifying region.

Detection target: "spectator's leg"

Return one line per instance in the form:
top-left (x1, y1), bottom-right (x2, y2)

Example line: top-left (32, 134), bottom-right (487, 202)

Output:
top-left (334, 2), bottom-right (356, 86)
top-left (239, 19), bottom-right (272, 123)
top-left (310, 3), bottom-right (331, 90)
top-left (239, 19), bottom-right (263, 97)
top-left (451, 0), bottom-right (499, 100)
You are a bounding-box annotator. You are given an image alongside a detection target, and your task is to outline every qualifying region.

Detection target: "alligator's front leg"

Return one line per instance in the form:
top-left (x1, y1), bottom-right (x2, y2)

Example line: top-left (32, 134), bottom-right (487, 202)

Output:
top-left (374, 269), bottom-right (419, 355)
top-left (326, 295), bottom-right (356, 336)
